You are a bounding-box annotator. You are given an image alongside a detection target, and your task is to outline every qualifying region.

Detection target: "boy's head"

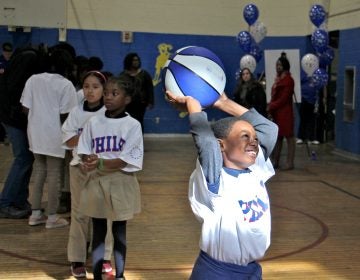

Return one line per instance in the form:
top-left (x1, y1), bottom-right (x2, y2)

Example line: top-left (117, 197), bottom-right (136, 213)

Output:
top-left (211, 118), bottom-right (259, 169)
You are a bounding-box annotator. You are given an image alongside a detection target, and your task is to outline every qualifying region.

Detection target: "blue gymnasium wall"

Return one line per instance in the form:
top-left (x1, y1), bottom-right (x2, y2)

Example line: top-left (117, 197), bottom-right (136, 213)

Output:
top-left (335, 28), bottom-right (360, 155)
top-left (0, 27), bottom-right (307, 134)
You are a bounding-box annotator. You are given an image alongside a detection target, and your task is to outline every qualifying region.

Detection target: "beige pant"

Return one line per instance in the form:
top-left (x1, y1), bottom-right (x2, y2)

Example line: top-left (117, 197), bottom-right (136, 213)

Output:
top-left (30, 154), bottom-right (64, 215)
top-left (67, 166), bottom-right (113, 262)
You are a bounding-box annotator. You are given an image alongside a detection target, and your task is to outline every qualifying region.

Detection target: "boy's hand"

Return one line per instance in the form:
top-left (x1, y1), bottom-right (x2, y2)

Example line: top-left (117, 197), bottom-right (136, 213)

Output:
top-left (165, 91), bottom-right (202, 113)
top-left (213, 92), bottom-right (229, 109)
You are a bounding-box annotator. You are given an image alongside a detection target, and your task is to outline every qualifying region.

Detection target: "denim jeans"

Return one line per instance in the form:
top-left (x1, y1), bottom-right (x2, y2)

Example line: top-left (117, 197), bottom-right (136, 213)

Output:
top-left (0, 123), bottom-right (34, 208)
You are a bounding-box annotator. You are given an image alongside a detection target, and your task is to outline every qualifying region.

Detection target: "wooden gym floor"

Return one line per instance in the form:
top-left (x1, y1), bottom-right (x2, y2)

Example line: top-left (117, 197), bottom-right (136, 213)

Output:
top-left (0, 136), bottom-right (359, 280)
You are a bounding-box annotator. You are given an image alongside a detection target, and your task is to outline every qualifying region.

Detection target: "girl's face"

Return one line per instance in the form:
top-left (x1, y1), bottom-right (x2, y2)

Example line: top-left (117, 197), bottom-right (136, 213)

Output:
top-left (104, 81), bottom-right (131, 116)
top-left (83, 75), bottom-right (104, 106)
top-left (241, 69), bottom-right (251, 82)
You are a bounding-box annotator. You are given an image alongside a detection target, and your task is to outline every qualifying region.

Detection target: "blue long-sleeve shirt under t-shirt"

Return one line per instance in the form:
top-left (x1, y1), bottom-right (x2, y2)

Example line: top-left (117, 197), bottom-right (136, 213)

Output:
top-left (189, 108), bottom-right (278, 192)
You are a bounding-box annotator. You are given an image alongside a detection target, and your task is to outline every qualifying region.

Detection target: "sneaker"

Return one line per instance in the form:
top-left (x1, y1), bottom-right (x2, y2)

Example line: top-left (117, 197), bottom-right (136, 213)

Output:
top-left (14, 202), bottom-right (32, 216)
top-left (45, 217), bottom-right (69, 229)
top-left (71, 262), bottom-right (87, 278)
top-left (311, 140), bottom-right (320, 145)
top-left (0, 206), bottom-right (30, 219)
top-left (29, 213), bottom-right (47, 226)
top-left (296, 139), bottom-right (303, 144)
top-left (102, 260), bottom-right (113, 273)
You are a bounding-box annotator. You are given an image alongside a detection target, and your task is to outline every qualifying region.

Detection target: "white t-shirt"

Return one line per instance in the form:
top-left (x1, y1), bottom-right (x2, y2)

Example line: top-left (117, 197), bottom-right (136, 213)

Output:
top-left (20, 73), bottom-right (77, 158)
top-left (61, 103), bottom-right (106, 165)
top-left (189, 149), bottom-right (274, 266)
top-left (77, 113), bottom-right (143, 172)
top-left (76, 88), bottom-right (85, 104)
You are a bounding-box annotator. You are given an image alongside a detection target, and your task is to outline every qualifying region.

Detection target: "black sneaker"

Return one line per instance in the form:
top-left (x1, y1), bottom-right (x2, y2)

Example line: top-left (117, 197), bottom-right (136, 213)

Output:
top-left (0, 206), bottom-right (30, 219)
top-left (13, 202), bottom-right (32, 216)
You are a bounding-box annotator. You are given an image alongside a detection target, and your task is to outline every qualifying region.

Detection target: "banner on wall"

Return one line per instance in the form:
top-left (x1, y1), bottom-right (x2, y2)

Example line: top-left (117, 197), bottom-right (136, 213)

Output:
top-left (264, 49), bottom-right (301, 103)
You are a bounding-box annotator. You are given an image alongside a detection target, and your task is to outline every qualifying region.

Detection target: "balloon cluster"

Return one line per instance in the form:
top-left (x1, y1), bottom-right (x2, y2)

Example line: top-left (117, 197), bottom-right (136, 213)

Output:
top-left (301, 4), bottom-right (333, 89)
top-left (236, 4), bottom-right (267, 75)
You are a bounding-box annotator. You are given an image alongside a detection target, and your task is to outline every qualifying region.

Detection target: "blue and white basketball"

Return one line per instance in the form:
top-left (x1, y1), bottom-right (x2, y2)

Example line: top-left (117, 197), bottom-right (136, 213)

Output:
top-left (163, 46), bottom-right (226, 108)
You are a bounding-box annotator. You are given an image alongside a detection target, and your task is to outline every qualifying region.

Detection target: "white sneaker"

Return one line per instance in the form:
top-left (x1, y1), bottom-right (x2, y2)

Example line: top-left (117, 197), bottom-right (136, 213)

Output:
top-left (45, 217), bottom-right (69, 229)
top-left (29, 213), bottom-right (47, 226)
top-left (296, 139), bottom-right (303, 144)
top-left (311, 140), bottom-right (320, 145)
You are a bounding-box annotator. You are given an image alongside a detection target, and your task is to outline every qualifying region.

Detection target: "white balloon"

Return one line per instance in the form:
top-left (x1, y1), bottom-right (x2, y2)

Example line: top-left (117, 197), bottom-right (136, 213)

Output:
top-left (240, 55), bottom-right (256, 73)
top-left (250, 21), bottom-right (267, 43)
top-left (301, 53), bottom-right (319, 76)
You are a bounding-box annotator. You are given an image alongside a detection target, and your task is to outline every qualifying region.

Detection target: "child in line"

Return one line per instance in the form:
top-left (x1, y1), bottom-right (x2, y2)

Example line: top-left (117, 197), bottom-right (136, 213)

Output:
top-left (166, 91), bottom-right (278, 279)
top-left (62, 71), bottom-right (114, 278)
top-left (21, 49), bottom-right (77, 229)
top-left (77, 75), bottom-right (143, 280)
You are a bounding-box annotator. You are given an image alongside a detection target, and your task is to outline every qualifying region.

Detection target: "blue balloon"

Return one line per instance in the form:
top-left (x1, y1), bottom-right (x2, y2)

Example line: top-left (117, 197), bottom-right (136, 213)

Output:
top-left (249, 44), bottom-right (263, 62)
top-left (243, 4), bottom-right (259, 26)
top-left (318, 47), bottom-right (335, 68)
top-left (311, 29), bottom-right (329, 53)
top-left (236, 31), bottom-right (252, 53)
top-left (309, 5), bottom-right (326, 27)
top-left (312, 68), bottom-right (328, 89)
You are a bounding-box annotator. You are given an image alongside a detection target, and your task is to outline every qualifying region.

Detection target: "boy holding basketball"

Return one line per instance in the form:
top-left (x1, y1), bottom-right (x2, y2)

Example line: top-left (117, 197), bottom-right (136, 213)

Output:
top-left (166, 91), bottom-right (278, 279)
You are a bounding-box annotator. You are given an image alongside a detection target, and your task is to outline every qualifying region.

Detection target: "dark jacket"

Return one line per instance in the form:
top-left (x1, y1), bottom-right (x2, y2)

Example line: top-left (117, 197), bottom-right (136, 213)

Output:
top-left (0, 47), bottom-right (46, 130)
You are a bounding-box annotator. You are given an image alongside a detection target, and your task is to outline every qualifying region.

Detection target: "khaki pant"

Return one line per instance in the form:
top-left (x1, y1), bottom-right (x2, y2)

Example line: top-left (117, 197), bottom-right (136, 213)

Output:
top-left (30, 154), bottom-right (64, 215)
top-left (67, 166), bottom-right (113, 262)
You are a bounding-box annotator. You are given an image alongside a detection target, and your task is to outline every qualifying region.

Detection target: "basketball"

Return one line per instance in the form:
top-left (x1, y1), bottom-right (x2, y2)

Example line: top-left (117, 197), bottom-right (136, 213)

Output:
top-left (163, 46), bottom-right (226, 107)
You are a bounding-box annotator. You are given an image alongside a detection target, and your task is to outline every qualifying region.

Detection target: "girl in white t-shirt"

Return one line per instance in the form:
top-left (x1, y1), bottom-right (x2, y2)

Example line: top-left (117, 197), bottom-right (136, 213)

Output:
top-left (77, 75), bottom-right (143, 280)
top-left (62, 71), bottom-right (114, 278)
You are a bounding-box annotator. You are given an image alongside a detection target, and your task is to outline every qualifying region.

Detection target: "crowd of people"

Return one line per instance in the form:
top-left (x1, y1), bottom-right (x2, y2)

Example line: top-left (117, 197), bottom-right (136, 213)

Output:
top-left (0, 41), bottom-right (154, 280)
top-left (0, 41), bottom-right (320, 279)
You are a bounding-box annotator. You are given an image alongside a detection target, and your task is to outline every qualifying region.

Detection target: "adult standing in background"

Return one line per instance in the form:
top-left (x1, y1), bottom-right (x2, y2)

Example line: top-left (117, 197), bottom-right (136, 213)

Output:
top-left (0, 44), bottom-right (48, 219)
top-left (0, 42), bottom-right (13, 145)
top-left (0, 42), bottom-right (13, 73)
top-left (296, 75), bottom-right (320, 145)
top-left (268, 52), bottom-right (296, 170)
top-left (233, 67), bottom-right (267, 117)
top-left (120, 52), bottom-right (154, 132)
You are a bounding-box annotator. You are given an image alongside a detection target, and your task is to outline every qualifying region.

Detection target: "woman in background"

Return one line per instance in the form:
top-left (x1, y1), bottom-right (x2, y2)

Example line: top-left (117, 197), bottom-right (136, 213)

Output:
top-left (268, 52), bottom-right (295, 170)
top-left (233, 67), bottom-right (267, 117)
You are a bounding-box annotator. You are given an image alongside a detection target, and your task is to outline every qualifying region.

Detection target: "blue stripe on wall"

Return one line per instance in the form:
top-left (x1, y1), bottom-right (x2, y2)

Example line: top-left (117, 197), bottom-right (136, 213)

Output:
top-left (0, 26), bottom-right (340, 139)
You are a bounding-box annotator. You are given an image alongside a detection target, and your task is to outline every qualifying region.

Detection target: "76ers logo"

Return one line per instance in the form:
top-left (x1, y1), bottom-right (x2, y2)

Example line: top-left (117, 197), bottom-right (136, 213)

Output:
top-left (238, 196), bottom-right (269, 223)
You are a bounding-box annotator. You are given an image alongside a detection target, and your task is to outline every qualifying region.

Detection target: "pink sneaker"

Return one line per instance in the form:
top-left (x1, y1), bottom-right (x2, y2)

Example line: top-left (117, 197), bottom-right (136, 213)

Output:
top-left (102, 260), bottom-right (113, 273)
top-left (71, 263), bottom-right (87, 278)
top-left (45, 217), bottom-right (69, 229)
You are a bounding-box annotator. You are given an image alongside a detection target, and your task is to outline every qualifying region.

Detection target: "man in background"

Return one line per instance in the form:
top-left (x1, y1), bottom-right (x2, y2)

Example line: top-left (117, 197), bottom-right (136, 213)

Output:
top-left (0, 42), bottom-right (13, 145)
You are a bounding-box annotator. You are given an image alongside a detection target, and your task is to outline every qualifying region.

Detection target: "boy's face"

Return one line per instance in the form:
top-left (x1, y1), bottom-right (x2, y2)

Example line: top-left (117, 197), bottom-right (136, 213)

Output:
top-left (104, 82), bottom-right (131, 115)
top-left (220, 120), bottom-right (259, 169)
